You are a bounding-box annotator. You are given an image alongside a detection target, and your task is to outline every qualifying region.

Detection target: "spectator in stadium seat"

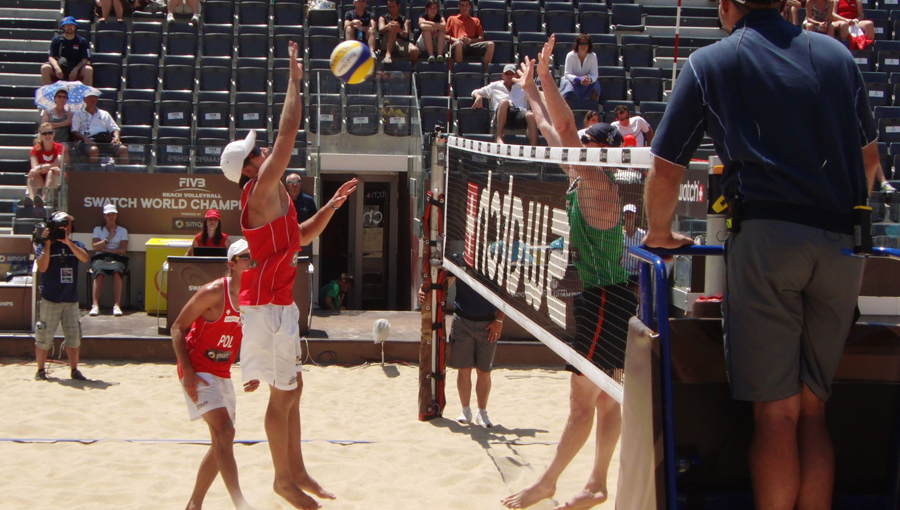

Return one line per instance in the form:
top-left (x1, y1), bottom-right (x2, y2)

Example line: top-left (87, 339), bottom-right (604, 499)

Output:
top-left (832, 0), bottom-right (875, 44)
top-left (72, 90), bottom-right (129, 166)
top-left (27, 123), bottom-right (65, 208)
top-left (803, 0), bottom-right (835, 37)
top-left (319, 273), bottom-right (354, 311)
top-left (447, 0), bottom-right (494, 73)
top-left (41, 17), bottom-right (93, 87)
top-left (186, 209), bottom-right (232, 256)
top-left (418, 277), bottom-right (504, 428)
top-left (612, 105), bottom-right (653, 147)
top-left (91, 203), bottom-right (129, 317)
top-left (417, 0), bottom-right (447, 64)
top-left (167, 0), bottom-right (201, 25)
top-left (41, 88), bottom-right (73, 143)
top-left (472, 64), bottom-right (537, 146)
top-left (379, 0), bottom-right (419, 64)
top-left (559, 34), bottom-right (602, 102)
top-left (344, 0), bottom-right (378, 57)
top-left (286, 173), bottom-right (317, 256)
top-left (98, 0), bottom-right (127, 22)
top-left (577, 110), bottom-right (600, 138)
top-left (502, 38), bottom-right (635, 510)
top-left (645, 1), bottom-right (880, 508)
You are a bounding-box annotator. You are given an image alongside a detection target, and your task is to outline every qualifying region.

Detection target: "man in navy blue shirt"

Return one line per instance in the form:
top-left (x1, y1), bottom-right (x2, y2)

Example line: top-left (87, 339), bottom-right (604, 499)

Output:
top-left (40, 17), bottom-right (93, 86)
top-left (644, 0), bottom-right (881, 508)
top-left (34, 211), bottom-right (90, 381)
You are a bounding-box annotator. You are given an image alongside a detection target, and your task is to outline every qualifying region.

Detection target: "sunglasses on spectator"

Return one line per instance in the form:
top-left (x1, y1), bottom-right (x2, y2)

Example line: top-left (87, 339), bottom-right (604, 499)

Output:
top-left (232, 253), bottom-right (251, 262)
top-left (41, 131), bottom-right (54, 136)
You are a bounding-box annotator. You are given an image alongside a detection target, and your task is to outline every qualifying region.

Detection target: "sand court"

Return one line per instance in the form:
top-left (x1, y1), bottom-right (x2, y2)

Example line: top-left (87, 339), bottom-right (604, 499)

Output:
top-left (0, 361), bottom-right (619, 510)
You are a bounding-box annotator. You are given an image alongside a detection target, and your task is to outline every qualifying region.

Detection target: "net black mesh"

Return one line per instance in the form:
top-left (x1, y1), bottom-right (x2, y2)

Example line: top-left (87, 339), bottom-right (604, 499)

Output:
top-left (443, 139), bottom-right (650, 387)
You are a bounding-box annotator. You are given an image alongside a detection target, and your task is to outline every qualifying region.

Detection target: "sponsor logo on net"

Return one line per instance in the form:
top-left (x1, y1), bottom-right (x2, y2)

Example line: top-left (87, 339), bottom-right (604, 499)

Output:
top-left (463, 171), bottom-right (571, 328)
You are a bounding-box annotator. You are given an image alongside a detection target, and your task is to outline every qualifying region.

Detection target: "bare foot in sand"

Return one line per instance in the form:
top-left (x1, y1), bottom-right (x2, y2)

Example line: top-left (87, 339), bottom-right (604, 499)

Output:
top-left (502, 481), bottom-right (556, 509)
top-left (295, 473), bottom-right (336, 500)
top-left (553, 488), bottom-right (608, 509)
top-left (274, 480), bottom-right (321, 510)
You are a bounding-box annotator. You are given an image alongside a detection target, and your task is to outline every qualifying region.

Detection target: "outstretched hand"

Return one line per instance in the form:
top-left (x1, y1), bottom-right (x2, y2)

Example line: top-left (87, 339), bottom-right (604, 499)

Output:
top-left (289, 41), bottom-right (304, 82)
top-left (513, 57), bottom-right (535, 89)
top-left (537, 34), bottom-right (555, 79)
top-left (330, 178), bottom-right (359, 210)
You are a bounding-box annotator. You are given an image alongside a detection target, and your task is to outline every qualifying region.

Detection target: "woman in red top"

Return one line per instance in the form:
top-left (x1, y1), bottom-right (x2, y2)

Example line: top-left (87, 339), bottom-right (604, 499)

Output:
top-left (832, 0), bottom-right (875, 42)
top-left (27, 122), bottom-right (64, 207)
top-left (171, 239), bottom-right (259, 510)
top-left (186, 208), bottom-right (232, 256)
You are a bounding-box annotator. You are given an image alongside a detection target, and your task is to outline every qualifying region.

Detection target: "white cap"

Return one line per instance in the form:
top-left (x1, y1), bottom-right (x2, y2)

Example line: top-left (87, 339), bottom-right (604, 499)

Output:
top-left (227, 238), bottom-right (249, 260)
top-left (103, 203), bottom-right (118, 214)
top-left (623, 204), bottom-right (637, 214)
top-left (220, 130), bottom-right (257, 183)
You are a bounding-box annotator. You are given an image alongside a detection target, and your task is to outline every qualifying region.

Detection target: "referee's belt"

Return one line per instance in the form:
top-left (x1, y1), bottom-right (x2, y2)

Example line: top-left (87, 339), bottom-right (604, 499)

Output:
top-left (742, 200), bottom-right (854, 236)
top-left (455, 311), bottom-right (497, 322)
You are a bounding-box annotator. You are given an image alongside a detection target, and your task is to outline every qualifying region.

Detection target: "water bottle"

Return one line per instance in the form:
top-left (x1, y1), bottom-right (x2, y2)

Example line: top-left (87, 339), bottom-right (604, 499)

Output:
top-left (136, 290), bottom-right (143, 310)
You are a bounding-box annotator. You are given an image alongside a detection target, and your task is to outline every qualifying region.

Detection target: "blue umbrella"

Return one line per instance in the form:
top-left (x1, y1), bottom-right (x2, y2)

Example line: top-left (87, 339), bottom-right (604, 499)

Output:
top-left (34, 81), bottom-right (100, 112)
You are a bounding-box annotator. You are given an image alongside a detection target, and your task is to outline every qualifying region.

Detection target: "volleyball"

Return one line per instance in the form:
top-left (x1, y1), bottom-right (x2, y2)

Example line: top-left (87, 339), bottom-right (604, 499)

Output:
top-left (330, 40), bottom-right (374, 85)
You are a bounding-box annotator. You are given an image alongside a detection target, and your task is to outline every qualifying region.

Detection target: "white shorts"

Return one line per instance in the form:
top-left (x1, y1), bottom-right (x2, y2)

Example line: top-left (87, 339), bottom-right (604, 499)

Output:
top-left (182, 372), bottom-right (237, 422)
top-left (240, 303), bottom-right (303, 391)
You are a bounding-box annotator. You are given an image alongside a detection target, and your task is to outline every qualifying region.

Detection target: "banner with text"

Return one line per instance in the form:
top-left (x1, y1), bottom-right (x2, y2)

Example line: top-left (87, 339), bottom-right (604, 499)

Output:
top-left (67, 172), bottom-right (242, 236)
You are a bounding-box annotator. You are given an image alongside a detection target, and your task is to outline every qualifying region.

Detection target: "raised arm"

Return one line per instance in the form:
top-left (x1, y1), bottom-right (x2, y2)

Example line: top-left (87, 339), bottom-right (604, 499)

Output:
top-left (256, 41), bottom-right (304, 193)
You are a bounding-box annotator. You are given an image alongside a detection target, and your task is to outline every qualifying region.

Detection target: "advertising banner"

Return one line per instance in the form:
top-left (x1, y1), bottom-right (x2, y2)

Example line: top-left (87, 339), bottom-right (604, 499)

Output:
top-left (66, 172), bottom-right (242, 236)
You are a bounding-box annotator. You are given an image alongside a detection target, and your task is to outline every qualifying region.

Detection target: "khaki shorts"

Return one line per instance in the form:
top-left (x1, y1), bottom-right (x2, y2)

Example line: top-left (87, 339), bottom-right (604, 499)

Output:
top-left (448, 315), bottom-right (498, 373)
top-left (724, 220), bottom-right (864, 402)
top-left (240, 303), bottom-right (303, 391)
top-left (35, 299), bottom-right (81, 350)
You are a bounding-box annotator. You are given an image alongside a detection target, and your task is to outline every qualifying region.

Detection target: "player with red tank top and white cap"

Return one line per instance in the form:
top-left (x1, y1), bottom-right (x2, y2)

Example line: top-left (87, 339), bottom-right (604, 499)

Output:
top-left (218, 41), bottom-right (357, 510)
top-left (172, 239), bottom-right (259, 510)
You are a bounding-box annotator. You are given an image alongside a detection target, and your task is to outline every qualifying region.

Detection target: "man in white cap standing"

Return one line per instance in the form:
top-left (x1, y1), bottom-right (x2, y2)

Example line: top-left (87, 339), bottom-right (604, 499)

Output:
top-left (171, 238), bottom-right (260, 510)
top-left (34, 211), bottom-right (90, 381)
top-left (219, 41), bottom-right (356, 510)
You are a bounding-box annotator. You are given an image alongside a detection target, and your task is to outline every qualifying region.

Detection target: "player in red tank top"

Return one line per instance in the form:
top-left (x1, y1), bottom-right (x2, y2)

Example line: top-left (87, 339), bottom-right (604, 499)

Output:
top-left (218, 41), bottom-right (357, 509)
top-left (172, 240), bottom-right (259, 510)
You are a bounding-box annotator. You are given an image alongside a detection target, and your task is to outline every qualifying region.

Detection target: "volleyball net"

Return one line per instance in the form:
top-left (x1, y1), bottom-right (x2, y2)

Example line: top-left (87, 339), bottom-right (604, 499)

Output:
top-left (441, 136), bottom-right (654, 403)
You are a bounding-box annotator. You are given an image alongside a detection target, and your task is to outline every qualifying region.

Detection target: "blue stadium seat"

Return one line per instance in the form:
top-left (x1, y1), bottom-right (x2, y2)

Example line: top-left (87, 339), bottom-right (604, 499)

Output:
top-left (239, 1), bottom-right (270, 25)
top-left (204, 1), bottom-right (235, 25)
top-left (420, 96), bottom-right (450, 133)
top-left (546, 3), bottom-right (576, 35)
top-left (578, 4), bottom-right (610, 35)
top-left (346, 95), bottom-right (380, 136)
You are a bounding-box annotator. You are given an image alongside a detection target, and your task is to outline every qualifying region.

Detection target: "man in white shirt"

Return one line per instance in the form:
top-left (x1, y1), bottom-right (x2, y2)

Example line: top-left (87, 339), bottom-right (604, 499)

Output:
top-left (71, 90), bottom-right (128, 165)
top-left (612, 105), bottom-right (654, 147)
top-left (472, 64), bottom-right (537, 145)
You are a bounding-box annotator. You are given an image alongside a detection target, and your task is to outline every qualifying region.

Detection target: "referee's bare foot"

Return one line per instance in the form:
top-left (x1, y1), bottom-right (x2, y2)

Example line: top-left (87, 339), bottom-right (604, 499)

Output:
top-left (502, 481), bottom-right (555, 508)
top-left (553, 488), bottom-right (608, 509)
top-left (295, 473), bottom-right (336, 500)
top-left (274, 480), bottom-right (321, 510)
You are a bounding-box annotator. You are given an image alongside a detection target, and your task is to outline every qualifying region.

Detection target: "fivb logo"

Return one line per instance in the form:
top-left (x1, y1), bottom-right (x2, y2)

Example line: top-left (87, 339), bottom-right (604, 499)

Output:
top-left (462, 172), bottom-right (570, 328)
top-left (679, 180), bottom-right (705, 203)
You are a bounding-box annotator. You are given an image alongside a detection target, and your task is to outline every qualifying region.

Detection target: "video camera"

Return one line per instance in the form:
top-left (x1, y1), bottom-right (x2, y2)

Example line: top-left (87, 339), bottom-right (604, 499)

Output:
top-left (32, 216), bottom-right (69, 244)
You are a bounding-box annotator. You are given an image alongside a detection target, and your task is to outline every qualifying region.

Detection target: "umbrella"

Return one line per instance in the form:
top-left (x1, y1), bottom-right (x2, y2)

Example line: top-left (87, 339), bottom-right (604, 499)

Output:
top-left (34, 81), bottom-right (100, 112)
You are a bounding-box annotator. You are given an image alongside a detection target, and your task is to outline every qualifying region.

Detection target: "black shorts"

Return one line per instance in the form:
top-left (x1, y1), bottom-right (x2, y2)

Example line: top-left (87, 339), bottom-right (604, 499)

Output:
top-left (565, 282), bottom-right (637, 373)
top-left (492, 107), bottom-right (529, 130)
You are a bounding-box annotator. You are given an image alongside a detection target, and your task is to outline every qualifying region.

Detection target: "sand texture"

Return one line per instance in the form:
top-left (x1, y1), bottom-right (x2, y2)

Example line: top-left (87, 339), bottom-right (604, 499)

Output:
top-left (0, 360), bottom-right (619, 510)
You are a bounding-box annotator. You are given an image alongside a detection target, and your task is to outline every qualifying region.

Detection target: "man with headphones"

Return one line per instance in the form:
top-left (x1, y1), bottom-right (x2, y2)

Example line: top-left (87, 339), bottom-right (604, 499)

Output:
top-left (643, 0), bottom-right (881, 509)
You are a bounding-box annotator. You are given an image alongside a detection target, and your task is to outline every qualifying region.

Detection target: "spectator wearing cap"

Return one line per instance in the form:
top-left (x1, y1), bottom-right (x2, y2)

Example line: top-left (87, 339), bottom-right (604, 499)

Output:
top-left (621, 204), bottom-right (645, 281)
top-left (559, 34), bottom-right (602, 102)
top-left (319, 273), bottom-right (354, 311)
top-left (285, 173), bottom-right (318, 256)
top-left (72, 90), bottom-right (129, 166)
top-left (612, 105), bottom-right (653, 147)
top-left (472, 64), bottom-right (537, 145)
top-left (186, 209), bottom-right (232, 256)
top-left (90, 203), bottom-right (129, 317)
top-left (447, 0), bottom-right (494, 73)
top-left (41, 17), bottom-right (93, 86)
top-left (33, 211), bottom-right (90, 382)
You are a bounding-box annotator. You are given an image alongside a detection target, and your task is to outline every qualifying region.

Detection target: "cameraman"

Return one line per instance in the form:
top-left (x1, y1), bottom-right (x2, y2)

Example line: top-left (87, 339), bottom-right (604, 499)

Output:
top-left (34, 211), bottom-right (89, 381)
